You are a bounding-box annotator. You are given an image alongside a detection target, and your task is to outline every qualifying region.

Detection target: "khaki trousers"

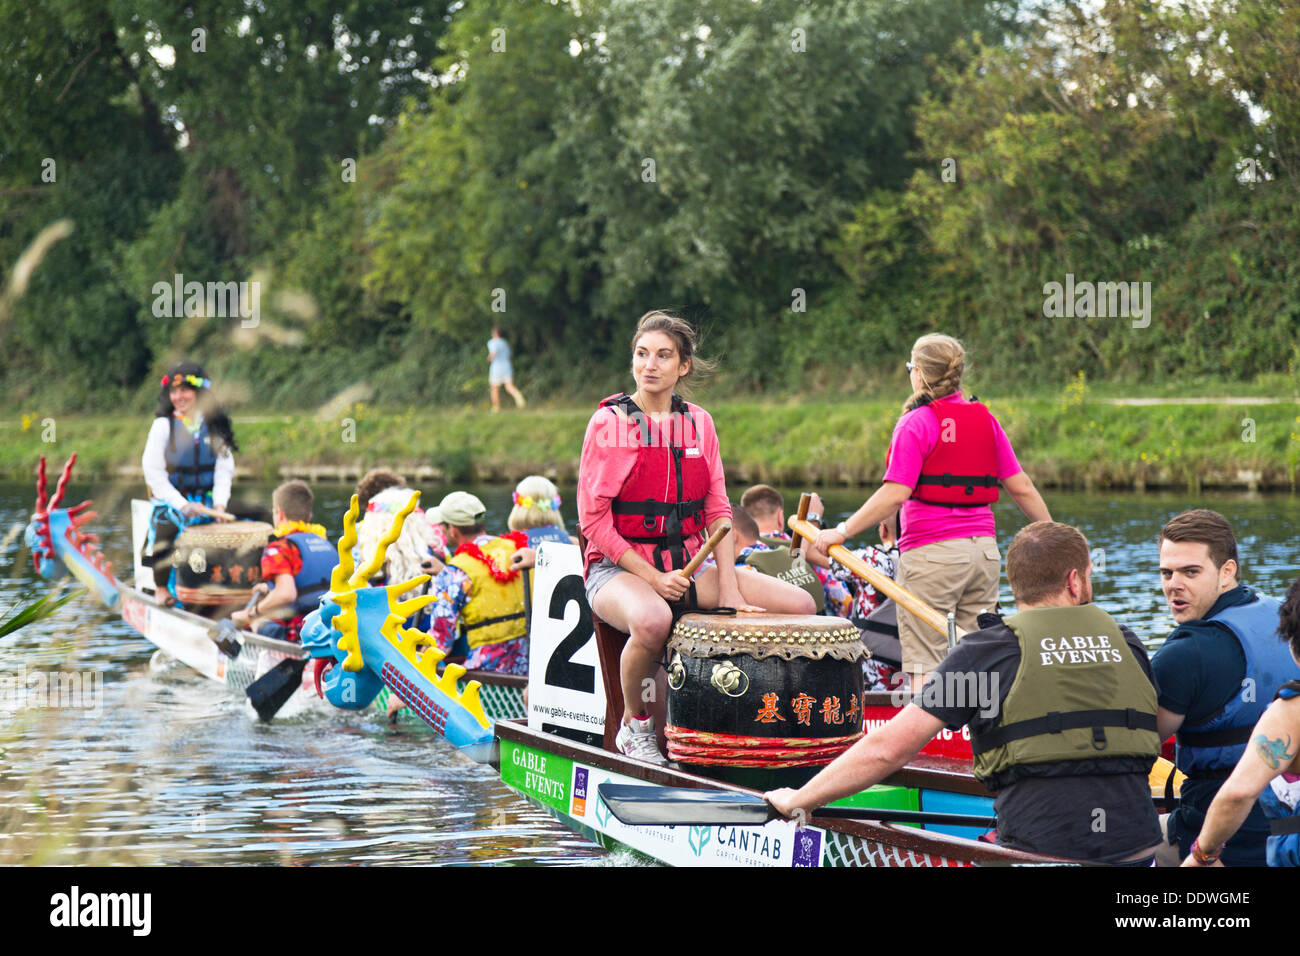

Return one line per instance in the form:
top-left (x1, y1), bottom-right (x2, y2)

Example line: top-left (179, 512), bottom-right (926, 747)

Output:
top-left (896, 536), bottom-right (1001, 676)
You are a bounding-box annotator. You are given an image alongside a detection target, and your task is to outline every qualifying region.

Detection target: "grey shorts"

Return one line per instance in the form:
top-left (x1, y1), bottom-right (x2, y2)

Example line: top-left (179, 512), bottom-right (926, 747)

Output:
top-left (584, 555), bottom-right (627, 607)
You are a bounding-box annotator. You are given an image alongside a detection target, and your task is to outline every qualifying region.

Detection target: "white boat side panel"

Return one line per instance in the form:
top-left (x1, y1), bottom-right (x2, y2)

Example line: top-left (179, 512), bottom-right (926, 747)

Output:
top-left (119, 587), bottom-right (225, 682)
top-left (131, 499), bottom-right (154, 594)
top-left (502, 735), bottom-right (821, 867)
top-left (527, 542), bottom-right (606, 738)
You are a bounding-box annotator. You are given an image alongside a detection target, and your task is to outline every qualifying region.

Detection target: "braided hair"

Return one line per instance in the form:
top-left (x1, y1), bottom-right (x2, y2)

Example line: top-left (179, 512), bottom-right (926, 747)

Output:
top-left (154, 361), bottom-right (239, 454)
top-left (903, 333), bottom-right (966, 412)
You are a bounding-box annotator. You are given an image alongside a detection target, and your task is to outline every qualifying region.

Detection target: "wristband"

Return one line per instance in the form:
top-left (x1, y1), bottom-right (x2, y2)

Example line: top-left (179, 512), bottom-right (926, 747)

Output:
top-left (834, 521), bottom-right (849, 538)
top-left (1190, 837), bottom-right (1222, 863)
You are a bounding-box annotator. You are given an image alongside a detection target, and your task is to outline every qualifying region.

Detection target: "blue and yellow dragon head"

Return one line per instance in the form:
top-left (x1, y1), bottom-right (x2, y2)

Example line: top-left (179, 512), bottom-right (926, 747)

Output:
top-left (300, 493), bottom-right (494, 757)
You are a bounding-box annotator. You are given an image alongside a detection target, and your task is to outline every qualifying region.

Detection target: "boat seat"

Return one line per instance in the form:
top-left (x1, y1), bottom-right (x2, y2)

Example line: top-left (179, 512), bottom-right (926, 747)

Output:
top-left (576, 526), bottom-right (667, 754)
top-left (592, 615), bottom-right (630, 753)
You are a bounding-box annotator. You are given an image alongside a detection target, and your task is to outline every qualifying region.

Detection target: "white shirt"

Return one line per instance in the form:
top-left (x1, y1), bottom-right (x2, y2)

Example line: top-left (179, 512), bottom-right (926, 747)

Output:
top-left (142, 416), bottom-right (234, 511)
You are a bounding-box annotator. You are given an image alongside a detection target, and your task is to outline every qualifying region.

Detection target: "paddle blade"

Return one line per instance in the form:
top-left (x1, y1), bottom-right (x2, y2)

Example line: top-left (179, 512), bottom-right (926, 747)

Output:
top-left (597, 783), bottom-right (776, 827)
top-left (247, 658), bottom-right (308, 721)
top-left (213, 620), bottom-right (244, 659)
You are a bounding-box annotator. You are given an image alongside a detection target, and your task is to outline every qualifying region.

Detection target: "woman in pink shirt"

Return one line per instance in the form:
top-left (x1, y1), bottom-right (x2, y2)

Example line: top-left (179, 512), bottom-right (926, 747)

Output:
top-left (579, 311), bottom-right (816, 765)
top-left (812, 333), bottom-right (1050, 688)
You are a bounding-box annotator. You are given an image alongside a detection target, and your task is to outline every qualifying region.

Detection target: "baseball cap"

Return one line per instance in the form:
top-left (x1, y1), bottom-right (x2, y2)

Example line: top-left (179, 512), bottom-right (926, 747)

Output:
top-left (428, 491), bottom-right (487, 528)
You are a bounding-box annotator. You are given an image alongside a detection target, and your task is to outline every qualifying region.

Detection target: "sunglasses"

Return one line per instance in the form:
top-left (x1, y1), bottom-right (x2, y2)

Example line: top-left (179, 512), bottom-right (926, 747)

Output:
top-left (905, 361), bottom-right (915, 373)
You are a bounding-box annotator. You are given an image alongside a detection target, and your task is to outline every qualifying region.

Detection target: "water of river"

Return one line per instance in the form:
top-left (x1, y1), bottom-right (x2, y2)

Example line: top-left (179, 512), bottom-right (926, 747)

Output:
top-left (1, 479), bottom-right (1297, 865)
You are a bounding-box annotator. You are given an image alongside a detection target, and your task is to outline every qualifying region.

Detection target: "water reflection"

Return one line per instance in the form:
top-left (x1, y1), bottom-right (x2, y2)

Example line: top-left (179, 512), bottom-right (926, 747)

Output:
top-left (0, 481), bottom-right (602, 866)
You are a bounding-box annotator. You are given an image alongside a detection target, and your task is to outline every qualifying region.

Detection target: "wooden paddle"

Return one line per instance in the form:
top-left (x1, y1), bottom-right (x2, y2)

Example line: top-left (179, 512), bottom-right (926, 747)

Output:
top-left (679, 520), bottom-right (732, 579)
top-left (788, 494), bottom-right (964, 640)
top-left (597, 783), bottom-right (995, 829)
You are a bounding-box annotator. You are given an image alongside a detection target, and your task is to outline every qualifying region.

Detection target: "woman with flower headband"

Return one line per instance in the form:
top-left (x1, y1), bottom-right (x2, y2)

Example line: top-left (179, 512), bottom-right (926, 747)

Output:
top-left (140, 361), bottom-right (240, 598)
top-left (508, 475), bottom-right (575, 548)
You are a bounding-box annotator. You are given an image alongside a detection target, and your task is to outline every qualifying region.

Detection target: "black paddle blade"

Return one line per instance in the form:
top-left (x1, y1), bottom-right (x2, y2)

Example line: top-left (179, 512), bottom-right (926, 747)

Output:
top-left (247, 657), bottom-right (308, 721)
top-left (597, 784), bottom-right (776, 826)
top-left (213, 620), bottom-right (243, 659)
top-left (596, 783), bottom-right (999, 829)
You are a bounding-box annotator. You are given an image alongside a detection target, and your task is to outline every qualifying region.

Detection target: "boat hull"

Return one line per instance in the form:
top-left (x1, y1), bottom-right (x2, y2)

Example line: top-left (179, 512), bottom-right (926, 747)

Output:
top-left (497, 720), bottom-right (1061, 867)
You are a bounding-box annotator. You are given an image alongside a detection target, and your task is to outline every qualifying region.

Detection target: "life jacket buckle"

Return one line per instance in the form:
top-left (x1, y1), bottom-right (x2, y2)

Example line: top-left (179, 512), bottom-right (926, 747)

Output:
top-left (1045, 711), bottom-right (1062, 734)
top-left (1091, 726), bottom-right (1107, 750)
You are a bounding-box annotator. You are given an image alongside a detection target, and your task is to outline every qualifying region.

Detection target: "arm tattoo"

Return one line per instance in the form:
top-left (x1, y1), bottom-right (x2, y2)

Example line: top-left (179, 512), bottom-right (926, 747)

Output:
top-left (1254, 733), bottom-right (1295, 771)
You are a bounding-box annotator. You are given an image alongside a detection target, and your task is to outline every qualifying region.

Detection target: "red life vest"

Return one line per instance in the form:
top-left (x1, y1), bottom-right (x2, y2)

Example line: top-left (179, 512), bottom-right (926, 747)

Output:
top-left (911, 399), bottom-right (1000, 506)
top-left (599, 392), bottom-right (710, 572)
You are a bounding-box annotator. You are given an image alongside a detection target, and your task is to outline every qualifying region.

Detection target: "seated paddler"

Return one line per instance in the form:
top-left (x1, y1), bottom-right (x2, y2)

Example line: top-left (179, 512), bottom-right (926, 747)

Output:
top-left (767, 521), bottom-right (1164, 865)
top-left (578, 310), bottom-right (816, 767)
top-left (424, 490), bottom-right (531, 676)
top-left (231, 480), bottom-right (335, 643)
top-left (1182, 574), bottom-right (1300, 867)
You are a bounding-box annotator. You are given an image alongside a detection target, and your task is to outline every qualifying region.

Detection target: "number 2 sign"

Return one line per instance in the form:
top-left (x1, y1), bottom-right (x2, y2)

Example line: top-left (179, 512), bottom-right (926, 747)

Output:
top-left (527, 542), bottom-right (606, 744)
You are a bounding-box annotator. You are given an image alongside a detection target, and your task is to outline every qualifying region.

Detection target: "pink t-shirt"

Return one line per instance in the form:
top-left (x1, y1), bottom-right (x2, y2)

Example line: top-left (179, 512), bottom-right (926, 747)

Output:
top-left (578, 399), bottom-right (732, 574)
top-left (881, 394), bottom-right (1022, 552)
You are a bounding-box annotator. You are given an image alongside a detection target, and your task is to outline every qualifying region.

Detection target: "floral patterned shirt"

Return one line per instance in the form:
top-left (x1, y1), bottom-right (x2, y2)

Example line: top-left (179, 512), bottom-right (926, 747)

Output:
top-left (427, 535), bottom-right (528, 675)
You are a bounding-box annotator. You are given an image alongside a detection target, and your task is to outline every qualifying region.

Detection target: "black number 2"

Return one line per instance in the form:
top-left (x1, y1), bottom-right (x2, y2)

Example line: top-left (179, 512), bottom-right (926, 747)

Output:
top-left (544, 574), bottom-right (595, 693)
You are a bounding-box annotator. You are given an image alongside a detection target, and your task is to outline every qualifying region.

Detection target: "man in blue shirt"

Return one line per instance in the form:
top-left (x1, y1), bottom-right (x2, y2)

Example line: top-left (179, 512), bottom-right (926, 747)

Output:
top-left (1152, 509), bottom-right (1300, 865)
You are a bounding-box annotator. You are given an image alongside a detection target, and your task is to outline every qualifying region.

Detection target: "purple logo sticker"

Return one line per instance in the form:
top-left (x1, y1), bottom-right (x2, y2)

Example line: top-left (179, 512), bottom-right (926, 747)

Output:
top-left (791, 828), bottom-right (822, 867)
top-left (571, 767), bottom-right (589, 817)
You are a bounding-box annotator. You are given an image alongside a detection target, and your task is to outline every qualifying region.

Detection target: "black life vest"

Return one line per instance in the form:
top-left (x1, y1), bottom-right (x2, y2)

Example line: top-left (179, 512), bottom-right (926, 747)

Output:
top-left (164, 416), bottom-right (218, 501)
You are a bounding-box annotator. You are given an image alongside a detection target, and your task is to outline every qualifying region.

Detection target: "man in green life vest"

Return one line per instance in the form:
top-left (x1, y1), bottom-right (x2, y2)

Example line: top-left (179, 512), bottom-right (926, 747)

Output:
top-left (766, 520), bottom-right (1164, 864)
top-left (738, 484), bottom-right (826, 612)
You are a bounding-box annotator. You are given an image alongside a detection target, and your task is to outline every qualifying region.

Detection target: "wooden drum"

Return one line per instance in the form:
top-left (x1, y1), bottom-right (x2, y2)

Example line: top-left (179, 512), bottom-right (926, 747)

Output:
top-left (174, 520), bottom-right (273, 614)
top-left (666, 612), bottom-right (867, 788)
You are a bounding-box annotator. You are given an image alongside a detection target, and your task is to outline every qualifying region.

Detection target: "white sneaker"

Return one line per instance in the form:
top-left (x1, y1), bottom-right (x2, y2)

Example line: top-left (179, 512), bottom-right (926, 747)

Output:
top-left (616, 716), bottom-right (667, 766)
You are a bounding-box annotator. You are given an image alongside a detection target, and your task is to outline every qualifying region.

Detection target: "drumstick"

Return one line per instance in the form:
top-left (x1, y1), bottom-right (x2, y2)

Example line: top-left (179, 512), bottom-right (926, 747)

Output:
top-left (788, 514), bottom-right (966, 640)
top-left (678, 521), bottom-right (732, 579)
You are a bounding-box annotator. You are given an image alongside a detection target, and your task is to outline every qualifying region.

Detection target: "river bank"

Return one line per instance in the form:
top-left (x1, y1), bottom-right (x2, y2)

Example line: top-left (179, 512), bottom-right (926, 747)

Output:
top-left (1, 395), bottom-right (1298, 491)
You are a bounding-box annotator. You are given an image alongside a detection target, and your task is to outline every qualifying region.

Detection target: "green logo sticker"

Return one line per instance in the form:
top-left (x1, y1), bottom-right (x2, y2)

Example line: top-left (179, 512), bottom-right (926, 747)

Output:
top-left (500, 740), bottom-right (573, 813)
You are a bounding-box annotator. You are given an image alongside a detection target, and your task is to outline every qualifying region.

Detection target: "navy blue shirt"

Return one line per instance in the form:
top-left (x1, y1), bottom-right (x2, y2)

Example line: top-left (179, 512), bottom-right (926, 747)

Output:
top-left (1151, 584), bottom-right (1275, 866)
top-left (1150, 585), bottom-right (1256, 723)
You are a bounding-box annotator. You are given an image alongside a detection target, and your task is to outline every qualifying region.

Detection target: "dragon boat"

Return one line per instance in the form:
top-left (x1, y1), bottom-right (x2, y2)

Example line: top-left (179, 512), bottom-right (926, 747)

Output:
top-left (499, 540), bottom-right (1026, 866)
top-left (29, 461), bottom-right (1171, 865)
top-left (25, 455), bottom-right (320, 707)
top-left (24, 456), bottom-right (525, 726)
top-left (498, 541), bottom-right (1184, 867)
top-left (293, 501), bottom-right (1181, 866)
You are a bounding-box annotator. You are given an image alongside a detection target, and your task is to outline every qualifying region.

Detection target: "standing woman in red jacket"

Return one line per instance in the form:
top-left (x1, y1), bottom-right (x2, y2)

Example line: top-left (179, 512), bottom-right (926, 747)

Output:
top-left (579, 312), bottom-right (815, 765)
top-left (813, 333), bottom-right (1051, 690)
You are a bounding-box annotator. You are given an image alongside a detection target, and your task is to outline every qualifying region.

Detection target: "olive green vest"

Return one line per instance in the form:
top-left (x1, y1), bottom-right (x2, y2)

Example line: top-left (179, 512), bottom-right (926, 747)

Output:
top-left (971, 603), bottom-right (1160, 788)
top-left (743, 536), bottom-right (826, 613)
